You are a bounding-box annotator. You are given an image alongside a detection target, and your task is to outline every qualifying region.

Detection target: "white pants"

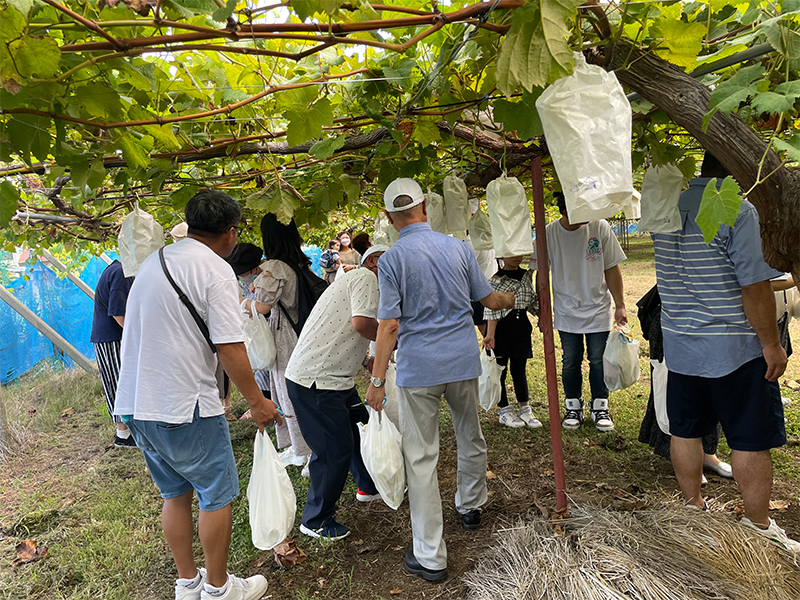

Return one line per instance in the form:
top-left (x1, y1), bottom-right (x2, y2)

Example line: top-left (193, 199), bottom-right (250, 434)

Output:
top-left (397, 378), bottom-right (487, 570)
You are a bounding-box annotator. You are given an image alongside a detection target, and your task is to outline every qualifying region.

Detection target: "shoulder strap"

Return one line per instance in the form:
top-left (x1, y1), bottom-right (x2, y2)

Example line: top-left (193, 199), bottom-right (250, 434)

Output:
top-left (158, 247), bottom-right (217, 354)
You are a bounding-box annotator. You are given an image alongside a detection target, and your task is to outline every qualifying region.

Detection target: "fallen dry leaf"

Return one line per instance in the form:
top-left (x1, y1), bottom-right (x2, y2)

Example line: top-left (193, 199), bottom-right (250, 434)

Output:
top-left (351, 538), bottom-right (363, 545)
top-left (13, 540), bottom-right (48, 564)
top-left (357, 543), bottom-right (379, 555)
top-left (542, 470), bottom-right (554, 476)
top-left (61, 407), bottom-right (74, 418)
top-left (769, 500), bottom-right (790, 511)
top-left (733, 504), bottom-right (745, 518)
top-left (273, 538), bottom-right (305, 568)
top-left (784, 379), bottom-right (800, 390)
top-left (390, 590), bottom-right (403, 595)
top-left (485, 470), bottom-right (496, 480)
top-left (316, 566), bottom-right (323, 576)
top-left (392, 545), bottom-right (403, 551)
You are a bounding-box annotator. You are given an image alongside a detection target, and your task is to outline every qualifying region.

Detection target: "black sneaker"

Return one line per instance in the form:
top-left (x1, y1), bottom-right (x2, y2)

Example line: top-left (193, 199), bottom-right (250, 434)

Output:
top-left (461, 509), bottom-right (481, 531)
top-left (404, 550), bottom-right (448, 582)
top-left (113, 435), bottom-right (137, 448)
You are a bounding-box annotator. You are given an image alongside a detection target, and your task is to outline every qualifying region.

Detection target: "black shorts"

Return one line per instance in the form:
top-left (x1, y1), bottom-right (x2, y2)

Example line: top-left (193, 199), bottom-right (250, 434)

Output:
top-left (471, 300), bottom-right (486, 327)
top-left (667, 357), bottom-right (786, 452)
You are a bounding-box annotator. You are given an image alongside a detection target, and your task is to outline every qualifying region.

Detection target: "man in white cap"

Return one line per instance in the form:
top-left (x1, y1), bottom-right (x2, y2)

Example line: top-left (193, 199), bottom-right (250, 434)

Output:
top-left (285, 245), bottom-right (389, 541)
top-left (365, 178), bottom-right (514, 582)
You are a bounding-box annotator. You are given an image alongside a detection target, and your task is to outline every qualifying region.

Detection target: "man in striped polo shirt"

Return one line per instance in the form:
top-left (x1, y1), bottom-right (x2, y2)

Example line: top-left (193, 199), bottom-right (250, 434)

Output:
top-left (652, 152), bottom-right (799, 552)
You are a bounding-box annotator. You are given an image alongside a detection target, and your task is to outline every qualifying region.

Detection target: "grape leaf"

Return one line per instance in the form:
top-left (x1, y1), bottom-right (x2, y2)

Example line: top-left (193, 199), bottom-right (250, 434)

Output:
top-left (245, 180), bottom-right (305, 224)
top-left (211, 0), bottom-right (237, 23)
top-left (8, 36), bottom-right (61, 79)
top-left (492, 90), bottom-right (544, 139)
top-left (772, 135), bottom-right (800, 162)
top-left (697, 176), bottom-right (742, 244)
top-left (750, 91), bottom-right (796, 115)
top-left (285, 98), bottom-right (333, 146)
top-left (339, 174), bottom-right (361, 204)
top-left (650, 19), bottom-right (706, 69)
top-left (170, 185), bottom-right (198, 210)
top-left (6, 114), bottom-right (50, 164)
top-left (0, 180), bottom-right (19, 228)
top-left (703, 64), bottom-right (765, 130)
top-left (116, 135), bottom-right (150, 170)
top-left (411, 120), bottom-right (440, 147)
top-left (7, 0), bottom-right (34, 15)
top-left (310, 136), bottom-right (345, 160)
top-left (496, 0), bottom-right (582, 95)
top-left (73, 83), bottom-right (124, 119)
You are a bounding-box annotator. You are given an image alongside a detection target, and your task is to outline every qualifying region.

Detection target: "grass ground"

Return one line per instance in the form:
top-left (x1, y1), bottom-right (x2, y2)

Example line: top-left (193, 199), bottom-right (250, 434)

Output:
top-left (1, 236), bottom-right (799, 600)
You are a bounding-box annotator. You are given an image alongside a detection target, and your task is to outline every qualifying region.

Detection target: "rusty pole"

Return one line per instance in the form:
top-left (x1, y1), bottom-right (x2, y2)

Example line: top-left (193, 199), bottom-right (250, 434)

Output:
top-left (530, 155), bottom-right (568, 512)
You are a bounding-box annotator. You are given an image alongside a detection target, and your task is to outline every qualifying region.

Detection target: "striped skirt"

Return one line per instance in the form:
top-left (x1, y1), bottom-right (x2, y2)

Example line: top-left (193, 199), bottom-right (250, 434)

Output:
top-left (94, 340), bottom-right (122, 423)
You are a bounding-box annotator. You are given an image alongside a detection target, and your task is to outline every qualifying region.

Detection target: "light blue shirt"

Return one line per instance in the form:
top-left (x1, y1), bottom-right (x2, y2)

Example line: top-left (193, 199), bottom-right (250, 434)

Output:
top-left (378, 222), bottom-right (494, 387)
top-left (652, 178), bottom-right (781, 378)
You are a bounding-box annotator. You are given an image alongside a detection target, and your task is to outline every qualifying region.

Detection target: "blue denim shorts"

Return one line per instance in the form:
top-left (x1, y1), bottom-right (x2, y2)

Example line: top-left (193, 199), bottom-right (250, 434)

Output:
top-left (128, 404), bottom-right (240, 511)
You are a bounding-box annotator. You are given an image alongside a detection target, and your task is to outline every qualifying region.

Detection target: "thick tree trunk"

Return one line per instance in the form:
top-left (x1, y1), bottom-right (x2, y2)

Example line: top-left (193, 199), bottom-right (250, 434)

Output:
top-left (591, 42), bottom-right (800, 279)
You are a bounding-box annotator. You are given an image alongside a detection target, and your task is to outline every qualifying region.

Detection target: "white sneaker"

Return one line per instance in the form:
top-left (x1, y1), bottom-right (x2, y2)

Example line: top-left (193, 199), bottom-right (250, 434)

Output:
top-left (741, 517), bottom-right (800, 553)
top-left (703, 459), bottom-right (733, 478)
top-left (701, 474), bottom-right (708, 485)
top-left (590, 398), bottom-right (614, 431)
top-left (517, 405), bottom-right (542, 429)
top-left (176, 568), bottom-right (206, 600)
top-left (782, 396), bottom-right (792, 407)
top-left (200, 574), bottom-right (268, 600)
top-left (562, 398), bottom-right (583, 430)
top-left (301, 455), bottom-right (310, 478)
top-left (498, 407), bottom-right (525, 428)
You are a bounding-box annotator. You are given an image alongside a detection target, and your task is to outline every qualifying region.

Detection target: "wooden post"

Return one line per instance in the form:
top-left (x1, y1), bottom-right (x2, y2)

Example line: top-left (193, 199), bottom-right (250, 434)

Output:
top-left (531, 156), bottom-right (568, 513)
top-left (0, 285), bottom-right (97, 374)
top-left (41, 249), bottom-right (95, 301)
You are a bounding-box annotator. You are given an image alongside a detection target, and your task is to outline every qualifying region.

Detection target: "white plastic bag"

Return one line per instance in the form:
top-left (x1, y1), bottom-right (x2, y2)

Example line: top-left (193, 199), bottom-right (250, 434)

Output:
top-left (603, 326), bottom-right (641, 392)
top-left (426, 188), bottom-right (448, 234)
top-left (623, 190), bottom-right (642, 220)
top-left (358, 407), bottom-right (405, 510)
top-left (382, 362), bottom-right (401, 430)
top-left (486, 175), bottom-right (533, 257)
top-left (248, 431), bottom-right (297, 550)
top-left (535, 53), bottom-right (633, 223)
top-left (373, 211), bottom-right (398, 246)
top-left (468, 209), bottom-right (493, 251)
top-left (651, 359), bottom-right (670, 434)
top-left (638, 164), bottom-right (684, 233)
top-left (241, 304), bottom-right (276, 371)
top-left (443, 175), bottom-right (470, 234)
top-left (478, 349), bottom-right (503, 411)
top-left (118, 206), bottom-right (164, 277)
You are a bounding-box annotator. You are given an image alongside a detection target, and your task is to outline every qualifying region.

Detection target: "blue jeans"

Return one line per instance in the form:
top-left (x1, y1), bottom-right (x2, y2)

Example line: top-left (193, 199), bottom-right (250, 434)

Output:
top-left (286, 380), bottom-right (378, 529)
top-left (558, 331), bottom-right (610, 401)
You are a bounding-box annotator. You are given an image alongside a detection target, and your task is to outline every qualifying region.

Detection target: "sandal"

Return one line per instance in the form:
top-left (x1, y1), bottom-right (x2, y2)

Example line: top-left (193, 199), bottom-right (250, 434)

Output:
top-left (239, 409), bottom-right (253, 421)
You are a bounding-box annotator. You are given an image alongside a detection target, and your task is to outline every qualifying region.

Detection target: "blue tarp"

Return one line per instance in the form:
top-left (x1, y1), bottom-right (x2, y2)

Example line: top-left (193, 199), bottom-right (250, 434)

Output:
top-left (1, 256), bottom-right (107, 384)
top-left (2, 247), bottom-right (323, 384)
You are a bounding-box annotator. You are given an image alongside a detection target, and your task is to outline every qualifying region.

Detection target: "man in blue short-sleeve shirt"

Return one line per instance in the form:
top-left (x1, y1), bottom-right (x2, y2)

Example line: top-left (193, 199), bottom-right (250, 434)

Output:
top-left (365, 178), bottom-right (514, 582)
top-left (652, 153), bottom-right (799, 552)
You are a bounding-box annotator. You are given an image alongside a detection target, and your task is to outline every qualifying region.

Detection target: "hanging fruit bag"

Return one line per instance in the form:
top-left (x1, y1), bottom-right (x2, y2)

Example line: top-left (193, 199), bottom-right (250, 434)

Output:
top-left (535, 53), bottom-right (633, 223)
top-left (486, 175), bottom-right (533, 257)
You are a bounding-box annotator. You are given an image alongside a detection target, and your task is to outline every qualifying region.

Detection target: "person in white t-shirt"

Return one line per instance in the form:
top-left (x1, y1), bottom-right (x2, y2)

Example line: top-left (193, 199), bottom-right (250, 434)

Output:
top-left (115, 189), bottom-right (282, 600)
top-left (530, 192), bottom-right (627, 432)
top-left (284, 245), bottom-right (388, 542)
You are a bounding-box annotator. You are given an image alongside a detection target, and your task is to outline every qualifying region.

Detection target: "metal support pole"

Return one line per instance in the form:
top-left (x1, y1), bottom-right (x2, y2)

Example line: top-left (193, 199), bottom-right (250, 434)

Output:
top-left (531, 156), bottom-right (568, 512)
top-left (41, 249), bottom-right (95, 301)
top-left (0, 285), bottom-right (97, 375)
top-left (99, 253), bottom-right (113, 266)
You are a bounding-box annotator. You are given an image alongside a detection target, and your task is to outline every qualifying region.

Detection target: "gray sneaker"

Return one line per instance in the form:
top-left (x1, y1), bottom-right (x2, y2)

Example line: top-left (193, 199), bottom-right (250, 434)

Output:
top-left (562, 398), bottom-right (583, 430)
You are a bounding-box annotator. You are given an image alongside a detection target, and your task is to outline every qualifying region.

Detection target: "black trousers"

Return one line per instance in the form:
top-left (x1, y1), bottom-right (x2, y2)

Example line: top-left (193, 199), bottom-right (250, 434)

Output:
top-left (496, 356), bottom-right (529, 408)
top-left (286, 380), bottom-right (378, 528)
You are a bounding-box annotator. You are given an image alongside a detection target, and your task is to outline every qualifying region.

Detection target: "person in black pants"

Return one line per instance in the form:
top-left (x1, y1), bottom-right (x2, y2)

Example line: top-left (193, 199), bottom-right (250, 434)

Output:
top-left (482, 256), bottom-right (542, 429)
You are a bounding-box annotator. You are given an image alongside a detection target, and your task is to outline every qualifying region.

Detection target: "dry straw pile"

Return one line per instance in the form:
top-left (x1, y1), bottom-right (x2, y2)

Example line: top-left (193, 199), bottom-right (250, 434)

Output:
top-left (464, 506), bottom-right (800, 600)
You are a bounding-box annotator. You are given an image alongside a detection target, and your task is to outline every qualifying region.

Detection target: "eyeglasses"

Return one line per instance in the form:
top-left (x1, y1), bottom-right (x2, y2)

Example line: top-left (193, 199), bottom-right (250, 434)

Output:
top-left (231, 225), bottom-right (242, 236)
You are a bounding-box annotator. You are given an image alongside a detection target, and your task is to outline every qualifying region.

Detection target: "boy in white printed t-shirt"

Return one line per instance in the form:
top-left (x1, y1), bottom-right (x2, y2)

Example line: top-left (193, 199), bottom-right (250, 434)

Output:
top-left (530, 192), bottom-right (627, 431)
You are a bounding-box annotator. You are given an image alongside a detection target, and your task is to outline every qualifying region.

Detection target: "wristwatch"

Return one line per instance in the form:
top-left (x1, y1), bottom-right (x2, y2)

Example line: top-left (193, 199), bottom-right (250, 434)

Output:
top-left (370, 376), bottom-right (386, 388)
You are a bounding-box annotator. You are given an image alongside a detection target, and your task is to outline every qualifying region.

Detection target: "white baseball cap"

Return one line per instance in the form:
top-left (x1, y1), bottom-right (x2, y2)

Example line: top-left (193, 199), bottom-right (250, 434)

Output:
top-left (359, 244), bottom-right (390, 267)
top-left (384, 178), bottom-right (425, 213)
